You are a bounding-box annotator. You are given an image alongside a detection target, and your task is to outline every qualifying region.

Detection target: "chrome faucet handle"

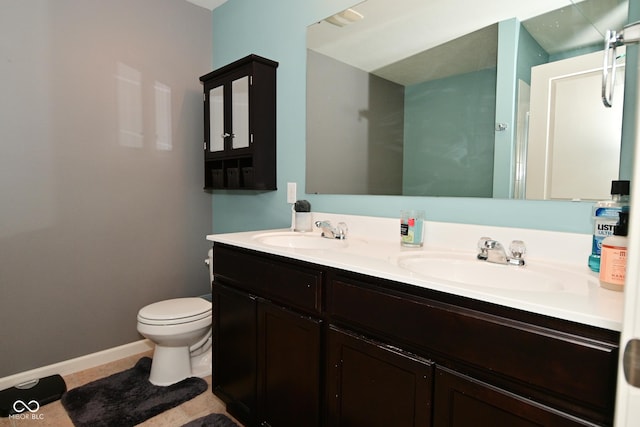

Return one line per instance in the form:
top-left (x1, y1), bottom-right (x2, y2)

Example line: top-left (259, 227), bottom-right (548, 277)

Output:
top-left (509, 240), bottom-right (526, 258)
top-left (336, 222), bottom-right (348, 239)
top-left (477, 236), bottom-right (492, 260)
top-left (508, 240), bottom-right (526, 266)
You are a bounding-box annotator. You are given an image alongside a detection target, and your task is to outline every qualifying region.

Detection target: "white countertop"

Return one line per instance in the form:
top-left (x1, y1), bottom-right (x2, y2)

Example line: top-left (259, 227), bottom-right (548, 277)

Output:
top-left (207, 213), bottom-right (624, 331)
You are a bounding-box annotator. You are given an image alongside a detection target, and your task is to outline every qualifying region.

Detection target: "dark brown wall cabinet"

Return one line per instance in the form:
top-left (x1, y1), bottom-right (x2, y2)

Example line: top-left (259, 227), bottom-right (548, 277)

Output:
top-left (200, 55), bottom-right (278, 190)
top-left (212, 244), bottom-right (619, 427)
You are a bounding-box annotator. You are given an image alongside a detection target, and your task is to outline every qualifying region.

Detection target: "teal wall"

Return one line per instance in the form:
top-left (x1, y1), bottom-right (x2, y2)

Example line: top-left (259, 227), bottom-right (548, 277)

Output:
top-left (210, 0), bottom-right (635, 235)
top-left (403, 68), bottom-right (496, 197)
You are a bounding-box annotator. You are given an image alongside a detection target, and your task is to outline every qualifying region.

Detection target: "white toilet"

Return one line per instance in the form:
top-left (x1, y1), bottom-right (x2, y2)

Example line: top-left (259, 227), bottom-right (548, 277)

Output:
top-left (136, 250), bottom-right (214, 386)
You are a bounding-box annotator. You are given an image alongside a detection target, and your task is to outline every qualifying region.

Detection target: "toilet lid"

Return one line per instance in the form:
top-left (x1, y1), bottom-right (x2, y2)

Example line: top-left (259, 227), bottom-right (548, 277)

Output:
top-left (138, 297), bottom-right (212, 324)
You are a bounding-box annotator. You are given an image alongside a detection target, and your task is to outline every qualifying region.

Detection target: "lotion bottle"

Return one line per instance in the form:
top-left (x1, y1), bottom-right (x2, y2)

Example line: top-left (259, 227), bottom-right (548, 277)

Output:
top-left (599, 211), bottom-right (629, 292)
top-left (589, 180), bottom-right (630, 272)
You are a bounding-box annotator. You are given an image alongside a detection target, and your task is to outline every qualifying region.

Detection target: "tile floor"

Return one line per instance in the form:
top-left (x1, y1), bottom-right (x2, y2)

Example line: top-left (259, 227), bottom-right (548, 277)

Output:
top-left (0, 351), bottom-right (239, 427)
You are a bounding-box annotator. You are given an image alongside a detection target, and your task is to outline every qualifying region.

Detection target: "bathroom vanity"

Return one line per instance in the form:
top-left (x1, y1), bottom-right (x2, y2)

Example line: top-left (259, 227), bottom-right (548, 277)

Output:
top-left (208, 215), bottom-right (622, 427)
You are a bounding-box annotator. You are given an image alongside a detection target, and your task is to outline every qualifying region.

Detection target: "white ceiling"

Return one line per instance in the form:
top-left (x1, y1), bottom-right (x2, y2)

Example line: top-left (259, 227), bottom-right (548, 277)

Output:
top-left (184, 0), bottom-right (226, 11)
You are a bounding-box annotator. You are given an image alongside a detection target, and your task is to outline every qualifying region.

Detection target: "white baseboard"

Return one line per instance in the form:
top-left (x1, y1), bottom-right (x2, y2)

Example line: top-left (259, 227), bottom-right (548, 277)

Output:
top-left (0, 339), bottom-right (154, 391)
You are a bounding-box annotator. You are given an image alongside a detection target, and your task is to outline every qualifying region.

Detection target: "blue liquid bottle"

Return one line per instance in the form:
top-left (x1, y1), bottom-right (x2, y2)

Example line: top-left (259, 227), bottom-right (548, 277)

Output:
top-left (588, 180), bottom-right (630, 272)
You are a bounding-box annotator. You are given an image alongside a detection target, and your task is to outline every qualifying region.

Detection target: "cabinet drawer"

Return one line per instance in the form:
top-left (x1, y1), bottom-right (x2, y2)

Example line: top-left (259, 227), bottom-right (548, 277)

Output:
top-left (434, 367), bottom-right (587, 427)
top-left (327, 276), bottom-right (617, 423)
top-left (268, 258), bottom-right (322, 313)
top-left (214, 244), bottom-right (323, 313)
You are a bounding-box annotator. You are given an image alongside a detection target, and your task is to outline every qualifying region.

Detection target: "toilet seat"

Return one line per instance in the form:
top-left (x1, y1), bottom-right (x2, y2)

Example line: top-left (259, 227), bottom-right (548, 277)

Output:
top-left (137, 297), bottom-right (212, 326)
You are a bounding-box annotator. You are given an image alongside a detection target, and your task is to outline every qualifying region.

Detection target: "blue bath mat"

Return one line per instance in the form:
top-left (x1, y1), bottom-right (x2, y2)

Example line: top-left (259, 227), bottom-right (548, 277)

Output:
top-left (61, 357), bottom-right (207, 427)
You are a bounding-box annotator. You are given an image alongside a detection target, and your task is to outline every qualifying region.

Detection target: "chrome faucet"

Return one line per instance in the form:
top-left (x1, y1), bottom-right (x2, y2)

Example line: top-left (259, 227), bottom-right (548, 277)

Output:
top-left (477, 237), bottom-right (526, 266)
top-left (315, 220), bottom-right (348, 240)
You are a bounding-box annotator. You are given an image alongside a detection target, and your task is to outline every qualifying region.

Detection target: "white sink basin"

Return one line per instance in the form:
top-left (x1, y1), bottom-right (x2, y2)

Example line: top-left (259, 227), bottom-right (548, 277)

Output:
top-left (392, 251), bottom-right (596, 293)
top-left (252, 231), bottom-right (349, 249)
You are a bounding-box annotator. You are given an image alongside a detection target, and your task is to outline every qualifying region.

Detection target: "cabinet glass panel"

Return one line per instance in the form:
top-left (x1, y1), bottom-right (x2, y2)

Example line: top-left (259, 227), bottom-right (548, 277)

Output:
top-left (209, 85), bottom-right (225, 152)
top-left (232, 76), bottom-right (250, 149)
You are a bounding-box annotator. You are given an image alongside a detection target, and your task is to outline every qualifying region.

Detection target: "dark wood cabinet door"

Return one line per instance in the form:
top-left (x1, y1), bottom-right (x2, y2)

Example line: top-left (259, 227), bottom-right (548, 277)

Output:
top-left (327, 326), bottom-right (433, 427)
top-left (433, 367), bottom-right (590, 427)
top-left (212, 283), bottom-right (257, 426)
top-left (258, 301), bottom-right (322, 427)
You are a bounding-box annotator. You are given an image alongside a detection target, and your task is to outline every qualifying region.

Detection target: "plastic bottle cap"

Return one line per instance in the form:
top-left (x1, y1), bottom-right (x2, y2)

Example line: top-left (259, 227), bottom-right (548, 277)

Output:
top-left (611, 180), bottom-right (630, 196)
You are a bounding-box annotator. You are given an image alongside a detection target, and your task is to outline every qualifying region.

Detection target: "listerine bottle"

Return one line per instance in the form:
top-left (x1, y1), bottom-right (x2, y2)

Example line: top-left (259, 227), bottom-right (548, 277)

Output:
top-left (588, 180), bottom-right (630, 272)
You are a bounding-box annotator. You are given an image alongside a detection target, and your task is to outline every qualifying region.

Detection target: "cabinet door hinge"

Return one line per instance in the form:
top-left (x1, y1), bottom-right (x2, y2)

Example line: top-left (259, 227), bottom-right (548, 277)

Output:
top-left (250, 133), bottom-right (254, 144)
top-left (203, 141), bottom-right (206, 150)
top-left (250, 75), bottom-right (253, 86)
top-left (203, 92), bottom-right (206, 102)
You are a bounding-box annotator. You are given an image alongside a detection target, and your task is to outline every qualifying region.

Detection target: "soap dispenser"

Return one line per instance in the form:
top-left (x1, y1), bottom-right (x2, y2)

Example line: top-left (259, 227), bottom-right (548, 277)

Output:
top-left (293, 200), bottom-right (312, 232)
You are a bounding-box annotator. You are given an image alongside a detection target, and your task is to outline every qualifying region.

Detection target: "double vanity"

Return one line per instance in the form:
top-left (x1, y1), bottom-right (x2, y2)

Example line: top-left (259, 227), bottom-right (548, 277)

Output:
top-left (207, 213), bottom-right (623, 427)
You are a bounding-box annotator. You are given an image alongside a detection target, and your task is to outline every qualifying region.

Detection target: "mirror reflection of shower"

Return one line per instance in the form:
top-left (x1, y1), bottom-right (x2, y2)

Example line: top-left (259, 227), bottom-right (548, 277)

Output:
top-left (306, 0), bottom-right (630, 199)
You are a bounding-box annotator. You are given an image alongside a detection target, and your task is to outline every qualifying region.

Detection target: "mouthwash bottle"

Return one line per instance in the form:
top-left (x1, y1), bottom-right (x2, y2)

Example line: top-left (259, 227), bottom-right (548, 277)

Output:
top-left (588, 180), bottom-right (630, 272)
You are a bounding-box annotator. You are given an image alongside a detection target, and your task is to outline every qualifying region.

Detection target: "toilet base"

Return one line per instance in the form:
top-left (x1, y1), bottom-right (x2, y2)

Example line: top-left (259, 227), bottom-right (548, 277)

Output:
top-left (148, 340), bottom-right (212, 386)
top-left (149, 345), bottom-right (192, 386)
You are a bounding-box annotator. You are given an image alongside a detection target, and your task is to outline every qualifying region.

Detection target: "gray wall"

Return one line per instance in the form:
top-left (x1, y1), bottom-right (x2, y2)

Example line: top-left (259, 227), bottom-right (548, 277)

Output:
top-left (0, 0), bottom-right (212, 377)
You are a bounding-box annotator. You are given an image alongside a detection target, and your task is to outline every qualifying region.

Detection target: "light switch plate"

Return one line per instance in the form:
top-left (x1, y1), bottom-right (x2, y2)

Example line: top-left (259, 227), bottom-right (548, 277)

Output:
top-left (287, 182), bottom-right (297, 204)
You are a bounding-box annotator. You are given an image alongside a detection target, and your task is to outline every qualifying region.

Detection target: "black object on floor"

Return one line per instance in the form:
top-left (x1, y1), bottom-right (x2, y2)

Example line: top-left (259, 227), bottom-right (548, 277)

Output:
top-left (61, 357), bottom-right (207, 427)
top-left (182, 413), bottom-right (240, 427)
top-left (0, 374), bottom-right (67, 417)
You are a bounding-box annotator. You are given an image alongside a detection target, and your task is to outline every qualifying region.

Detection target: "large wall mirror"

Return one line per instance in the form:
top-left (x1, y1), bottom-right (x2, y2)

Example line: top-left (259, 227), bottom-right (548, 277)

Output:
top-left (306, 0), bottom-right (629, 200)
